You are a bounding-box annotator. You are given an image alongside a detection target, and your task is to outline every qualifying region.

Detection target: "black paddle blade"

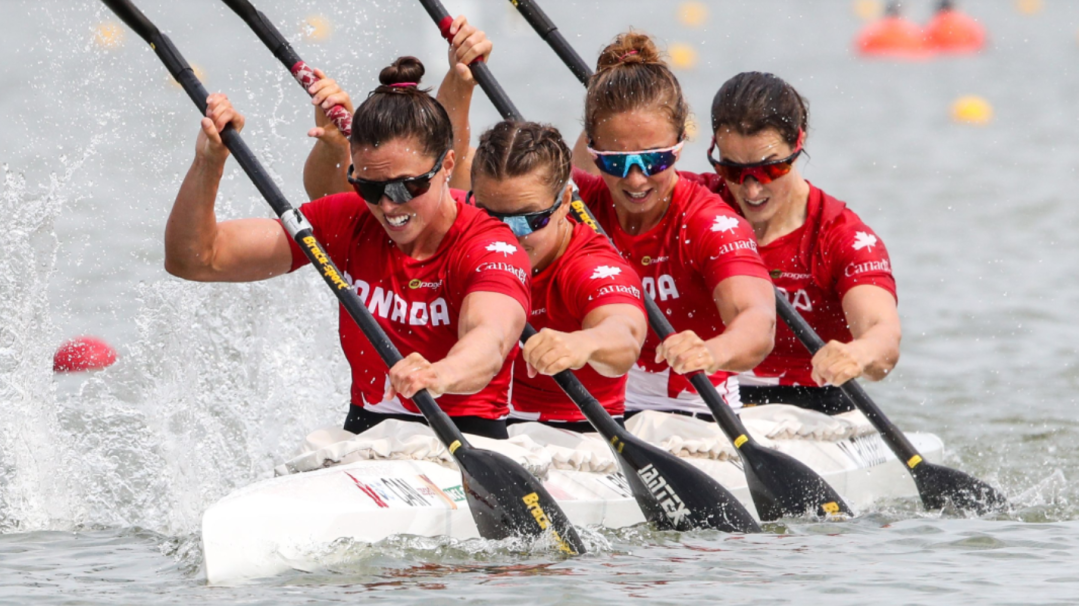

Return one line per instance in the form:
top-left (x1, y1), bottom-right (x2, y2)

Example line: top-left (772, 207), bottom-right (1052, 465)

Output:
top-left (911, 461), bottom-right (1008, 515)
top-left (455, 447), bottom-right (586, 554)
top-left (739, 441), bottom-right (854, 520)
top-left (616, 437), bottom-right (761, 533)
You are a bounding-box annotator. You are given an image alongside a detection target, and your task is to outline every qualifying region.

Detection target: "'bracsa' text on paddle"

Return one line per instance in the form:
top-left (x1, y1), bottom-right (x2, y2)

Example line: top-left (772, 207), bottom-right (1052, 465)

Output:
top-left (521, 326), bottom-right (760, 533)
top-left (221, 0), bottom-right (352, 136)
top-left (417, 0), bottom-right (759, 533)
top-left (506, 0), bottom-right (853, 520)
top-left (776, 295), bottom-right (1008, 514)
top-left (100, 0), bottom-right (585, 554)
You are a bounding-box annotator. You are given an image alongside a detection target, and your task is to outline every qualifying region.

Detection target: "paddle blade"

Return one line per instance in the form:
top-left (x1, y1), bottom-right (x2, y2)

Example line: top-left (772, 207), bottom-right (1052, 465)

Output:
top-left (455, 447), bottom-right (586, 554)
top-left (617, 437), bottom-right (761, 533)
top-left (739, 441), bottom-right (854, 520)
top-left (911, 461), bottom-right (1008, 515)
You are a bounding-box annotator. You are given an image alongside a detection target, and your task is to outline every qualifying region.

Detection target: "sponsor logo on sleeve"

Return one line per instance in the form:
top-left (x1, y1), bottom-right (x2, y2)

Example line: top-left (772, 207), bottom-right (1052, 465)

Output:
top-left (852, 231), bottom-right (878, 251)
top-left (844, 259), bottom-right (892, 278)
top-left (709, 239), bottom-right (758, 259)
top-left (486, 241), bottom-right (519, 256)
top-left (476, 262), bottom-right (528, 285)
top-left (591, 265), bottom-right (623, 280)
top-left (710, 215), bottom-right (740, 234)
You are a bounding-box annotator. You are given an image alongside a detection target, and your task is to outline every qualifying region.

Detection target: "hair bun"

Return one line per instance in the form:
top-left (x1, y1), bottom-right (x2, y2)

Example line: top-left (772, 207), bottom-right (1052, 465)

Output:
top-left (379, 56), bottom-right (425, 87)
top-left (596, 30), bottom-right (664, 71)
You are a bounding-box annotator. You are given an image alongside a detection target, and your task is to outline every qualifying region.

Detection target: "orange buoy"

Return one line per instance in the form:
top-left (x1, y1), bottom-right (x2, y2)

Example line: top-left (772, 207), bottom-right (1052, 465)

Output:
top-left (53, 336), bottom-right (118, 373)
top-left (925, 1), bottom-right (986, 54)
top-left (855, 3), bottom-right (933, 59)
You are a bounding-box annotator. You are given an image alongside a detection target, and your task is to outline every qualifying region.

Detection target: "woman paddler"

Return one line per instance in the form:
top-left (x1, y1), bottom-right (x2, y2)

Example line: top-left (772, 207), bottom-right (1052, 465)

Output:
top-left (680, 72), bottom-right (901, 414)
top-left (163, 56), bottom-right (532, 440)
top-left (345, 19), bottom-right (649, 431)
top-left (465, 120), bottom-right (648, 431)
top-left (571, 32), bottom-right (776, 421)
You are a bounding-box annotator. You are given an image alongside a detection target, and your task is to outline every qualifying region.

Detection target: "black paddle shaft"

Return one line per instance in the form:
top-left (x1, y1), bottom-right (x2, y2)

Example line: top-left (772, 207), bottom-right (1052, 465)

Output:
top-left (222, 0), bottom-right (352, 136)
top-left (508, 0), bottom-right (592, 85)
top-left (775, 294), bottom-right (924, 465)
top-left (417, 0), bottom-right (525, 121)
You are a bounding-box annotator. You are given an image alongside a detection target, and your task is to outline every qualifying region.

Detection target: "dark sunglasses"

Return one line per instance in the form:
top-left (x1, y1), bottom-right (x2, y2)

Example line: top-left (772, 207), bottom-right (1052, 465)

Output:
top-left (347, 149), bottom-right (449, 205)
top-left (467, 190), bottom-right (563, 238)
top-left (587, 141), bottom-right (684, 178)
top-left (707, 140), bottom-right (803, 185)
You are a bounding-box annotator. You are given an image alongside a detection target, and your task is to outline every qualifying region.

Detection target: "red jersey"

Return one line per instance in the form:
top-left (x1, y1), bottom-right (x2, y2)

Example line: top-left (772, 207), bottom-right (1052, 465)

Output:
top-left (282, 191), bottom-right (531, 419)
top-left (681, 171), bottom-right (897, 386)
top-left (572, 168), bottom-right (770, 413)
top-left (509, 222), bottom-right (646, 422)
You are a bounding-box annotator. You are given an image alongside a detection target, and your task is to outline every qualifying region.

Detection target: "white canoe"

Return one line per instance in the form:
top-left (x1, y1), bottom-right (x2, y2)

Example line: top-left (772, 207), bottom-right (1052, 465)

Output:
top-left (202, 406), bottom-right (943, 584)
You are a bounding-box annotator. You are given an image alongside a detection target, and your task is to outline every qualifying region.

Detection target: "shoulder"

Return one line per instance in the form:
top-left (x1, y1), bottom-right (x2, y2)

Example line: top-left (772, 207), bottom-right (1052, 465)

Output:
top-left (810, 184), bottom-right (888, 254)
top-left (559, 224), bottom-right (636, 280)
top-left (678, 180), bottom-right (754, 238)
top-left (677, 170), bottom-right (725, 195)
top-left (571, 166), bottom-right (607, 203)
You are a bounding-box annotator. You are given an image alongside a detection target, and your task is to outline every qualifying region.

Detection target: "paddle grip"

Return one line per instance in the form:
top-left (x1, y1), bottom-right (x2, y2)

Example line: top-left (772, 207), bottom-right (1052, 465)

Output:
top-left (105, 0), bottom-right (469, 453)
top-left (507, 0), bottom-right (593, 85)
top-left (775, 288), bottom-right (923, 462)
top-left (222, 0), bottom-right (353, 137)
top-left (519, 324), bottom-right (625, 437)
top-left (417, 0), bottom-right (524, 121)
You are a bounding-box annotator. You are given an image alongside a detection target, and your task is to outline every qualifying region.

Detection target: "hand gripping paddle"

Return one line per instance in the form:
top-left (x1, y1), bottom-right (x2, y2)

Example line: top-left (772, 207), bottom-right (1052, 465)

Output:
top-left (100, 0), bottom-right (585, 554)
top-left (221, 0), bottom-right (352, 136)
top-left (776, 296), bottom-right (1008, 514)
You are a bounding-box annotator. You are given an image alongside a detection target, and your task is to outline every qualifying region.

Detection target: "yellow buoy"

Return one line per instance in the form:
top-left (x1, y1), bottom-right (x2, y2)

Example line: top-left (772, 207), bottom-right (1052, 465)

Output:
top-left (168, 63), bottom-right (207, 89)
top-left (1015, 0), bottom-right (1043, 15)
top-left (951, 95), bottom-right (993, 125)
top-left (668, 43), bottom-right (698, 70)
top-left (853, 0), bottom-right (884, 21)
top-left (677, 2), bottom-right (708, 28)
top-left (93, 21), bottom-right (124, 49)
top-left (302, 15), bottom-right (333, 42)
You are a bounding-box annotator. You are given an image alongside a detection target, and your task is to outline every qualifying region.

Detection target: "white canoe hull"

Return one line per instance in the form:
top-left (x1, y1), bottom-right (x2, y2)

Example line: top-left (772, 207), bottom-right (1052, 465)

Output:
top-left (202, 429), bottom-right (942, 584)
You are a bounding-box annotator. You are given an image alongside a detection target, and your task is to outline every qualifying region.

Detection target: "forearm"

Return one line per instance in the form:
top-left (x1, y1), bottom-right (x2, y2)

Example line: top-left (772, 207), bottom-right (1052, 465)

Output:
top-left (164, 156), bottom-right (226, 279)
top-left (581, 316), bottom-right (644, 377)
top-left (849, 323), bottom-right (901, 381)
top-left (432, 325), bottom-right (509, 395)
top-left (705, 307), bottom-right (775, 372)
top-left (436, 70), bottom-right (475, 191)
top-left (303, 138), bottom-right (351, 200)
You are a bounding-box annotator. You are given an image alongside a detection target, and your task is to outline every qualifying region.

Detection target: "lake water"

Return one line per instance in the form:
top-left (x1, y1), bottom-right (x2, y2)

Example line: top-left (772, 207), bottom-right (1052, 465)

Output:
top-left (2, 0), bottom-right (1078, 603)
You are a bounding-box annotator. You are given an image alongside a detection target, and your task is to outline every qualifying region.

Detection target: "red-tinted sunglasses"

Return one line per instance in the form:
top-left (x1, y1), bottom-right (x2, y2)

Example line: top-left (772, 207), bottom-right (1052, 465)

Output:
top-left (707, 139), bottom-right (803, 185)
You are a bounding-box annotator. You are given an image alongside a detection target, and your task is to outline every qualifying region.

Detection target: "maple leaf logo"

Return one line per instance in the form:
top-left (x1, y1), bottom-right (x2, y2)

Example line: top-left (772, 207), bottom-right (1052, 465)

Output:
top-left (485, 241), bottom-right (518, 256)
top-left (852, 231), bottom-right (878, 251)
top-left (591, 265), bottom-right (622, 280)
top-left (711, 215), bottom-right (739, 234)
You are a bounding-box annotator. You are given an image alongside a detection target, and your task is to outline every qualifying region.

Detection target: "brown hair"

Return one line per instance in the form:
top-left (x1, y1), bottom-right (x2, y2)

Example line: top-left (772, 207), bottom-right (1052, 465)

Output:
top-left (584, 31), bottom-right (690, 141)
top-left (349, 56), bottom-right (453, 158)
top-left (472, 120), bottom-right (571, 197)
top-left (710, 72), bottom-right (809, 148)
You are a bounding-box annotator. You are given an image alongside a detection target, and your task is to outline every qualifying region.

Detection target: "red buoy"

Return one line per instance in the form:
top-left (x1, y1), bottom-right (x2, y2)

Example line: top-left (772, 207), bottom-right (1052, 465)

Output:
top-left (855, 3), bottom-right (933, 60)
top-left (925, 5), bottom-right (986, 54)
top-left (53, 336), bottom-right (118, 373)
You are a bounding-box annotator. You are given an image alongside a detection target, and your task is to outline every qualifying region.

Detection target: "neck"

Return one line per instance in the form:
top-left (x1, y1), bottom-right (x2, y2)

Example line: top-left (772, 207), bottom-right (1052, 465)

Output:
top-left (531, 219), bottom-right (573, 274)
top-left (615, 174), bottom-right (677, 236)
top-left (398, 190), bottom-right (458, 260)
top-left (751, 176), bottom-right (811, 246)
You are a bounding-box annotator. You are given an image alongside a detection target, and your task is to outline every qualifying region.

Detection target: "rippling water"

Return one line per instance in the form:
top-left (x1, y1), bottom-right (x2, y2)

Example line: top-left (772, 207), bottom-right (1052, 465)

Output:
top-left (2, 0), bottom-right (1078, 603)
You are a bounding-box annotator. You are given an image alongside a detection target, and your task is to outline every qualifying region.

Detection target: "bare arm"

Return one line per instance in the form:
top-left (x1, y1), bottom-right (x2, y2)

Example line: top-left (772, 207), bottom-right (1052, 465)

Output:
top-left (657, 275), bottom-right (776, 374)
top-left (572, 130), bottom-right (600, 176)
top-left (436, 15), bottom-right (490, 191)
top-left (302, 68), bottom-right (354, 200)
top-left (811, 284), bottom-right (901, 386)
top-left (387, 291), bottom-right (526, 399)
top-left (523, 303), bottom-right (647, 378)
top-left (164, 93), bottom-right (294, 282)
